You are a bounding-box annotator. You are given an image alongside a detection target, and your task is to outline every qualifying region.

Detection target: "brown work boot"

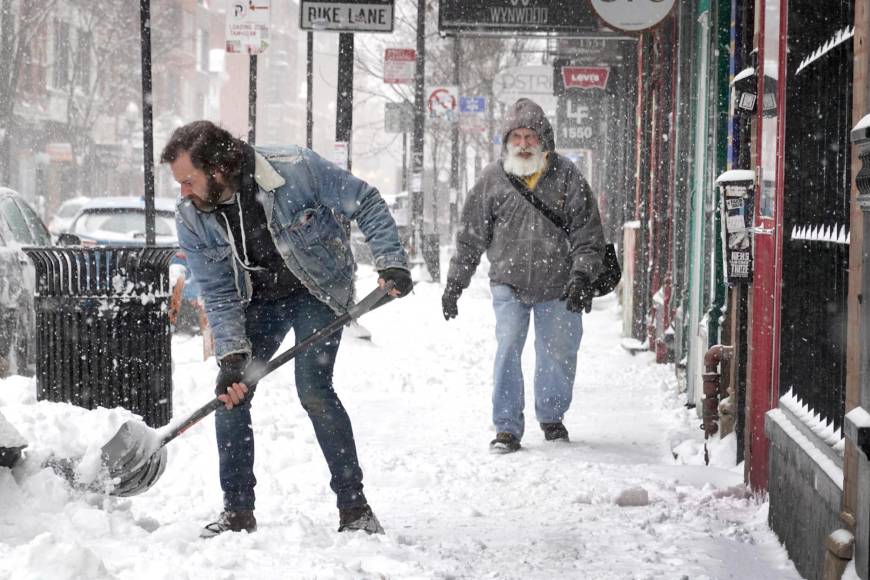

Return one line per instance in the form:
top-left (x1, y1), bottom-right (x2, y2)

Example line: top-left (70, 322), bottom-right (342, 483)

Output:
top-left (200, 510), bottom-right (257, 539)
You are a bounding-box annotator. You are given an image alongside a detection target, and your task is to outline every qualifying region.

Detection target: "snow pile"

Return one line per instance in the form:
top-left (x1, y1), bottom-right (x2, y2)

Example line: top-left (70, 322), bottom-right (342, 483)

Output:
top-left (0, 263), bottom-right (801, 578)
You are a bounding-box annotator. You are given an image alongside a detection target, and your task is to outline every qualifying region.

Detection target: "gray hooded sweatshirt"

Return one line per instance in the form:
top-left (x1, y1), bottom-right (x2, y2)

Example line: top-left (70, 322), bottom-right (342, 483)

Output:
top-left (446, 98), bottom-right (605, 304)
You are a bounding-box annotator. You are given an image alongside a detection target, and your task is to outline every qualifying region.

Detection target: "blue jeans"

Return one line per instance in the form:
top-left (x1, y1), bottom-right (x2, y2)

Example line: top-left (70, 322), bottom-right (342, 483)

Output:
top-left (216, 291), bottom-right (366, 511)
top-left (491, 284), bottom-right (583, 440)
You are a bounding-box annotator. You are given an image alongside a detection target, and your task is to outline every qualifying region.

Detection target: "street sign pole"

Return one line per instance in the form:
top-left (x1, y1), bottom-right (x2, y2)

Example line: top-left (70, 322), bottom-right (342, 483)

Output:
top-left (449, 36), bottom-right (460, 238)
top-left (306, 32), bottom-right (313, 149)
top-left (248, 55), bottom-right (257, 144)
top-left (139, 0), bottom-right (155, 246)
top-left (411, 0), bottom-right (426, 266)
top-left (402, 131), bottom-right (408, 191)
top-left (336, 33), bottom-right (354, 170)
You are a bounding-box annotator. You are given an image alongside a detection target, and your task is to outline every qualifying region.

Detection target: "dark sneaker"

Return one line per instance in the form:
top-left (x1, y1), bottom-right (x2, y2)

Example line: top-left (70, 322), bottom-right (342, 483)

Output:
top-left (541, 422), bottom-right (570, 442)
top-left (489, 432), bottom-right (521, 454)
top-left (200, 510), bottom-right (257, 539)
top-left (338, 504), bottom-right (384, 534)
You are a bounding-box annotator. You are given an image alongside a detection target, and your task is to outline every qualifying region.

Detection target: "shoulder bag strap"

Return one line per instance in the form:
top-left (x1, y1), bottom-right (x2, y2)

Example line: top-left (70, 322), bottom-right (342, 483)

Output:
top-left (505, 172), bottom-right (570, 236)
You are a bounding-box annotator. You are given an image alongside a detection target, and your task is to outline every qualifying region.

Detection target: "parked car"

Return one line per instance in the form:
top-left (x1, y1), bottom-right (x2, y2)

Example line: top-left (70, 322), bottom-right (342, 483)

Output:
top-left (47, 195), bottom-right (90, 236)
top-left (67, 196), bottom-right (201, 333)
top-left (0, 187), bottom-right (53, 377)
top-left (68, 196), bottom-right (178, 246)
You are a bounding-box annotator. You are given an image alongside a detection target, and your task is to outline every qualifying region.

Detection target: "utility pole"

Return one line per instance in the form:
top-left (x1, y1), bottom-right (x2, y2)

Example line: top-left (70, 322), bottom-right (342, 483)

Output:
top-left (411, 0), bottom-right (426, 265)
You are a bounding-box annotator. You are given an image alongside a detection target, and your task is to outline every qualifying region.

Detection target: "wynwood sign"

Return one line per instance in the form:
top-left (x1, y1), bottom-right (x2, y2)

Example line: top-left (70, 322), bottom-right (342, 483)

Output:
top-left (439, 0), bottom-right (675, 34)
top-left (439, 0), bottom-right (598, 33)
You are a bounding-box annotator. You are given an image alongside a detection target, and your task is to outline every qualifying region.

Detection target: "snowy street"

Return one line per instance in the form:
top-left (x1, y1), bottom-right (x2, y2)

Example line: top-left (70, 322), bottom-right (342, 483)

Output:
top-left (0, 264), bottom-right (801, 579)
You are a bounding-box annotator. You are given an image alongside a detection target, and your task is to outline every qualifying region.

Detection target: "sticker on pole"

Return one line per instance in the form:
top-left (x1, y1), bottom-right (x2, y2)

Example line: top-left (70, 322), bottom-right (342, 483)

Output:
top-left (427, 86), bottom-right (458, 122)
top-left (226, 0), bottom-right (271, 54)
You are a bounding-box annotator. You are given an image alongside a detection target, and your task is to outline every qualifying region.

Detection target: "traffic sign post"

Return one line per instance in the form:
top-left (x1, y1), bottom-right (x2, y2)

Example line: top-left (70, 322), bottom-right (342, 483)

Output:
top-left (384, 48), bottom-right (415, 84)
top-left (458, 96), bottom-right (487, 134)
top-left (385, 102), bottom-right (414, 133)
top-left (459, 96), bottom-right (486, 114)
top-left (226, 1), bottom-right (271, 144)
top-left (427, 86), bottom-right (458, 121)
top-left (226, 0), bottom-right (272, 54)
top-left (300, 0), bottom-right (395, 32)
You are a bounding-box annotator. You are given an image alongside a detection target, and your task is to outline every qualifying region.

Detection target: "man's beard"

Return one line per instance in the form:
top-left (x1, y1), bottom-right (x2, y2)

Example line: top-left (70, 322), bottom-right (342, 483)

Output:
top-left (190, 174), bottom-right (228, 213)
top-left (503, 143), bottom-right (547, 177)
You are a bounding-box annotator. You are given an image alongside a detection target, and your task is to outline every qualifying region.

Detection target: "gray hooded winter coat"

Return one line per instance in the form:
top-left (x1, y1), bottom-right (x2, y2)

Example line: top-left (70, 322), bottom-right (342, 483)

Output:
top-left (446, 98), bottom-right (605, 304)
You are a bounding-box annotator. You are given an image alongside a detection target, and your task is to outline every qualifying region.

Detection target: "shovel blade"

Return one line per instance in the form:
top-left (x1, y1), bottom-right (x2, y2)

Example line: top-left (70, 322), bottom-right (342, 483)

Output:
top-left (100, 420), bottom-right (168, 497)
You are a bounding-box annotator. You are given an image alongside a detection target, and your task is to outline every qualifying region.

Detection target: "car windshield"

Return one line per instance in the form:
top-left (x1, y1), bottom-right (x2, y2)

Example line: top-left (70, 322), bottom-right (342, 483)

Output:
top-left (56, 201), bottom-right (86, 218)
top-left (73, 210), bottom-right (176, 239)
top-left (16, 200), bottom-right (51, 245)
top-left (0, 198), bottom-right (36, 244)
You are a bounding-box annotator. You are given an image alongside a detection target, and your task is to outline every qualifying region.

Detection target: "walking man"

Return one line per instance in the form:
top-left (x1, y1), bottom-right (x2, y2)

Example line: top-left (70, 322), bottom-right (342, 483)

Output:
top-left (161, 121), bottom-right (412, 537)
top-left (442, 98), bottom-right (605, 453)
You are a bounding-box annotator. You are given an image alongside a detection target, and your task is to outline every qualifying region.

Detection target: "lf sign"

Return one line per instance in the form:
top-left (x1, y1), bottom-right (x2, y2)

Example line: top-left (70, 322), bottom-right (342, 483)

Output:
top-left (557, 93), bottom-right (604, 150)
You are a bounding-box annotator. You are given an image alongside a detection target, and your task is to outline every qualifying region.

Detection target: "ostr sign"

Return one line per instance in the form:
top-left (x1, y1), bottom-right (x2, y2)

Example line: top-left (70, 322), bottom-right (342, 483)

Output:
top-left (562, 67), bottom-right (610, 90)
top-left (300, 0), bottom-right (394, 33)
top-left (493, 65), bottom-right (553, 105)
top-left (589, 0), bottom-right (676, 32)
top-left (427, 86), bottom-right (458, 121)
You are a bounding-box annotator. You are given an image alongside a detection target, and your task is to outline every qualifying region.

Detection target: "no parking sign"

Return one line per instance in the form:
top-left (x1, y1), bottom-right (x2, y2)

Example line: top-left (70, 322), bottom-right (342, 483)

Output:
top-left (427, 86), bottom-right (458, 121)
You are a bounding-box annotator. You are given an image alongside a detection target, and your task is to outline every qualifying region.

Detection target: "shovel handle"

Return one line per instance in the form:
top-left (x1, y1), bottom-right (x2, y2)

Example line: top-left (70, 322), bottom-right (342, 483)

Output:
top-left (159, 282), bottom-right (396, 447)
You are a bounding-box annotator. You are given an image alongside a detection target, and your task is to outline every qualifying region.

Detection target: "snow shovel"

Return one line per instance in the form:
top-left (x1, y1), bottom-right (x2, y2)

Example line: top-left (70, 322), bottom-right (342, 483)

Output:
top-left (84, 282), bottom-right (396, 497)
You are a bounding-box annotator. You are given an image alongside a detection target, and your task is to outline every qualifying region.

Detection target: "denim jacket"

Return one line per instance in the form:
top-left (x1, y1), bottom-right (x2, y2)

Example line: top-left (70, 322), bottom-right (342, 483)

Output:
top-left (176, 145), bottom-right (408, 360)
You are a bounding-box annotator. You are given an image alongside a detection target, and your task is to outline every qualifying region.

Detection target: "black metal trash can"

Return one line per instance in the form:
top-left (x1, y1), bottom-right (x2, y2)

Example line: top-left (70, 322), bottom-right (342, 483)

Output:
top-left (23, 246), bottom-right (176, 427)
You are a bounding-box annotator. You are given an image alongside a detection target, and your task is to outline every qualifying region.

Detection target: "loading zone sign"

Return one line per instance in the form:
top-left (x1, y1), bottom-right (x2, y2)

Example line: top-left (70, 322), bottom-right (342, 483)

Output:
top-left (300, 0), bottom-right (394, 33)
top-left (226, 0), bottom-right (271, 54)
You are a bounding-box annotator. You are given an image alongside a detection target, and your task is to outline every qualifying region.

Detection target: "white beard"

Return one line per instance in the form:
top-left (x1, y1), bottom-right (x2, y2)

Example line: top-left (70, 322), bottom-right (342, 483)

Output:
top-left (503, 143), bottom-right (547, 177)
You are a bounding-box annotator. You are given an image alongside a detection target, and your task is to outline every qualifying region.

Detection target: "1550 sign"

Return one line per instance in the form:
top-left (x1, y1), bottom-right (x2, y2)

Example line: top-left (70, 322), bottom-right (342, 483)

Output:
top-left (557, 97), bottom-right (603, 149)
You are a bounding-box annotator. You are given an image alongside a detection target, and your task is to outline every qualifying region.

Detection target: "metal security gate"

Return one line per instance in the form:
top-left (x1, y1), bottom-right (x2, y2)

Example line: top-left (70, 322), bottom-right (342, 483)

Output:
top-left (779, 1), bottom-right (854, 431)
top-left (24, 247), bottom-right (176, 428)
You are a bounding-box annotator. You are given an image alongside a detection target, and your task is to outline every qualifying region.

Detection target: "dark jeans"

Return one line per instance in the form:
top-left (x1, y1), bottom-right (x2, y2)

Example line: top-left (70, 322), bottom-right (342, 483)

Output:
top-left (216, 291), bottom-right (367, 512)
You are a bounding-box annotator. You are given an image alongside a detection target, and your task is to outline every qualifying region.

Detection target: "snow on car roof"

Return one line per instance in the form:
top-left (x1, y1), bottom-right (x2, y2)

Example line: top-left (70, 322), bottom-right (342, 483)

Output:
top-left (78, 196), bottom-right (177, 213)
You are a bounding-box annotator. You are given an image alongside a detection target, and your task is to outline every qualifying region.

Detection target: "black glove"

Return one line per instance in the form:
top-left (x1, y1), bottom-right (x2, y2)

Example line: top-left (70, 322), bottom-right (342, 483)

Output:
top-left (378, 267), bottom-right (414, 296)
top-left (215, 353), bottom-right (249, 397)
top-left (562, 273), bottom-right (594, 314)
top-left (442, 282), bottom-right (462, 321)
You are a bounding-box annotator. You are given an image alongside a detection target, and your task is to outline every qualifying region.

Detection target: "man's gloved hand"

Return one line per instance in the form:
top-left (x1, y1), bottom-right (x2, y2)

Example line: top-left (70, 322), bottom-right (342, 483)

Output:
top-left (215, 353), bottom-right (249, 397)
top-left (378, 267), bottom-right (414, 297)
top-left (562, 273), bottom-right (594, 314)
top-left (441, 282), bottom-right (462, 321)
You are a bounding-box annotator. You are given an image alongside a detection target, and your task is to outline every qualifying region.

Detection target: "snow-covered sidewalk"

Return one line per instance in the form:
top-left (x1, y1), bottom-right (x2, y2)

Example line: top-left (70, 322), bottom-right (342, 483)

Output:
top-left (0, 265), bottom-right (801, 579)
